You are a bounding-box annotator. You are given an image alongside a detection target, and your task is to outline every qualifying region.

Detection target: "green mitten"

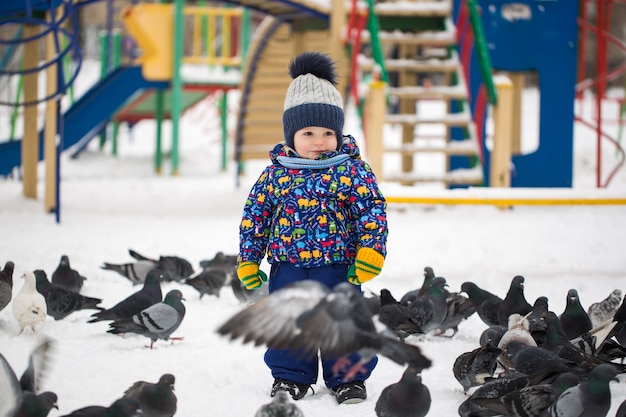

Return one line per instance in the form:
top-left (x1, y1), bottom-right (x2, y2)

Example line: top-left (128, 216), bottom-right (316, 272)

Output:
top-left (237, 261), bottom-right (267, 289)
top-left (348, 247), bottom-right (384, 285)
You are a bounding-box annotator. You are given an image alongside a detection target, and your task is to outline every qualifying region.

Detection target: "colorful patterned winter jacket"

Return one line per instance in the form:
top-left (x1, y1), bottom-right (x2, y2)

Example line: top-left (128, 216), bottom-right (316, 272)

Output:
top-left (239, 135), bottom-right (388, 268)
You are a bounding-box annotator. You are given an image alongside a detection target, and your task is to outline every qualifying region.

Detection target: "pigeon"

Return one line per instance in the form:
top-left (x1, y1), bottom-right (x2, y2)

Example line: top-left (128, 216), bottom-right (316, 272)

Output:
top-left (217, 280), bottom-right (432, 380)
top-left (199, 251), bottom-right (237, 274)
top-left (612, 296), bottom-right (626, 347)
top-left (549, 363), bottom-right (619, 417)
top-left (0, 260), bottom-right (15, 313)
top-left (58, 397), bottom-right (141, 417)
top-left (377, 288), bottom-right (419, 340)
top-left (34, 270), bottom-right (103, 321)
top-left (497, 313), bottom-right (537, 369)
top-left (122, 374), bottom-right (177, 417)
top-left (0, 338), bottom-right (56, 417)
top-left (254, 389), bottom-right (304, 417)
top-left (405, 276), bottom-right (449, 334)
top-left (559, 289), bottom-right (592, 340)
top-left (479, 325), bottom-right (508, 348)
top-left (107, 289), bottom-right (186, 348)
top-left (435, 290), bottom-right (476, 337)
top-left (183, 268), bottom-right (228, 299)
top-left (50, 255), bottom-right (85, 293)
top-left (101, 259), bottom-right (157, 285)
top-left (527, 296), bottom-right (551, 345)
top-left (587, 289), bottom-right (622, 327)
top-left (12, 391), bottom-right (59, 417)
top-left (88, 269), bottom-right (162, 323)
top-left (230, 277), bottom-right (269, 304)
top-left (458, 372), bottom-right (532, 417)
top-left (12, 271), bottom-right (48, 335)
top-left (128, 249), bottom-right (194, 283)
top-left (470, 372), bottom-right (579, 417)
top-left (460, 281), bottom-right (503, 327)
top-left (453, 345), bottom-right (502, 392)
top-left (501, 340), bottom-right (569, 376)
top-left (497, 275), bottom-right (533, 326)
top-left (399, 266), bottom-right (436, 305)
top-left (375, 365), bottom-right (431, 417)
top-left (616, 398), bottom-right (626, 417)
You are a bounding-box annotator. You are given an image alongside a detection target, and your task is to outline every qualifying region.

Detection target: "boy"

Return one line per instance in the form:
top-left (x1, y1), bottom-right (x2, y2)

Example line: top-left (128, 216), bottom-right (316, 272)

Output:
top-left (237, 51), bottom-right (388, 404)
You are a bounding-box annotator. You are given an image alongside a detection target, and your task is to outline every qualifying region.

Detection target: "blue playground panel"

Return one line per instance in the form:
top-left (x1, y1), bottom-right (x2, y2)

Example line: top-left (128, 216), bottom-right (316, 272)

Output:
top-left (0, 0), bottom-right (65, 15)
top-left (455, 0), bottom-right (578, 187)
top-left (0, 66), bottom-right (168, 176)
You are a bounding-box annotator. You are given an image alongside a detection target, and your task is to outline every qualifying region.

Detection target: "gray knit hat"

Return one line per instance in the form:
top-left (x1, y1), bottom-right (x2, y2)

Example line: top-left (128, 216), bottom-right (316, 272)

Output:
top-left (282, 52), bottom-right (344, 150)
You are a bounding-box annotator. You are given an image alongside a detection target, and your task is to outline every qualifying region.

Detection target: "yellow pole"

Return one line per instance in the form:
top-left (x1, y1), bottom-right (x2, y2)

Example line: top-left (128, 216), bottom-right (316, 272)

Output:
top-left (22, 24), bottom-right (39, 199)
top-left (44, 9), bottom-right (59, 213)
top-left (490, 75), bottom-right (514, 188)
top-left (365, 80), bottom-right (386, 180)
top-left (508, 72), bottom-right (525, 154)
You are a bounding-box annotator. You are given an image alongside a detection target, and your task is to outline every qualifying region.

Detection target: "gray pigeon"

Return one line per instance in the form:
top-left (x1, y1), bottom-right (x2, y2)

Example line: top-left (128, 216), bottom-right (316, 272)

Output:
top-left (405, 276), bottom-right (449, 334)
top-left (128, 249), bottom-right (194, 283)
top-left (377, 288), bottom-right (420, 340)
top-left (12, 391), bottom-right (58, 417)
top-left (453, 345), bottom-right (502, 392)
top-left (375, 365), bottom-right (431, 417)
top-left (122, 374), bottom-right (176, 417)
top-left (217, 280), bottom-right (432, 380)
top-left (101, 259), bottom-right (157, 285)
top-left (184, 268), bottom-right (228, 299)
top-left (88, 269), bottom-right (163, 323)
top-left (497, 275), bottom-right (533, 326)
top-left (399, 266), bottom-right (435, 305)
top-left (107, 289), bottom-right (186, 348)
top-left (0, 338), bottom-right (56, 417)
top-left (549, 364), bottom-right (618, 417)
top-left (51, 255), bottom-right (85, 293)
top-left (461, 281), bottom-right (503, 327)
top-left (0, 260), bottom-right (15, 313)
top-left (559, 289), bottom-right (592, 340)
top-left (254, 390), bottom-right (304, 417)
top-left (58, 397), bottom-right (141, 417)
top-left (587, 289), bottom-right (622, 327)
top-left (34, 270), bottom-right (103, 321)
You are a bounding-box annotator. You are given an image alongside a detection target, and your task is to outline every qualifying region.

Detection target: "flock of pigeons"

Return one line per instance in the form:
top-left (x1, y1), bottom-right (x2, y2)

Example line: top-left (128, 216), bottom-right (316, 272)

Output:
top-left (1, 253), bottom-right (626, 417)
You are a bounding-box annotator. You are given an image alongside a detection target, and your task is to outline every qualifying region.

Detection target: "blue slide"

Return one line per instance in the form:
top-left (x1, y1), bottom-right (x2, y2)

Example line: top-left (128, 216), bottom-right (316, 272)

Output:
top-left (0, 66), bottom-right (168, 176)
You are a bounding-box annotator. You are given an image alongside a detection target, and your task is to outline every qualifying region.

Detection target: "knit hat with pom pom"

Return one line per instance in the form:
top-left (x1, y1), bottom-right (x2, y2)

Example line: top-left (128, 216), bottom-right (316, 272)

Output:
top-left (282, 51), bottom-right (344, 150)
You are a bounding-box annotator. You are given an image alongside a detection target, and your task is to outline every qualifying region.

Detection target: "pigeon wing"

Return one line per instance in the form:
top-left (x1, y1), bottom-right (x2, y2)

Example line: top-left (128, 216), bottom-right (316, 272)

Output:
top-left (0, 353), bottom-right (22, 417)
top-left (133, 303), bottom-right (179, 333)
top-left (20, 338), bottom-right (55, 393)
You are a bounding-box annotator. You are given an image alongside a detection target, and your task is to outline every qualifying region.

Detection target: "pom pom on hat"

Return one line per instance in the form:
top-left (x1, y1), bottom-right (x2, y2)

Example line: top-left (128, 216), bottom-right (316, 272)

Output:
top-left (282, 52), bottom-right (344, 150)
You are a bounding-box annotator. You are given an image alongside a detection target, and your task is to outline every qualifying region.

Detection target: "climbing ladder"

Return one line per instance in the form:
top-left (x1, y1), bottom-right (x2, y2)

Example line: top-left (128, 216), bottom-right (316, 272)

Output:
top-left (359, 0), bottom-right (483, 187)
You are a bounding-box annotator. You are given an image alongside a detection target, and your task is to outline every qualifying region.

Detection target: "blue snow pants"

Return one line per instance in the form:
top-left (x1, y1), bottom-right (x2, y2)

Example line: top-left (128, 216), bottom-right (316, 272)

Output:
top-left (263, 262), bottom-right (378, 389)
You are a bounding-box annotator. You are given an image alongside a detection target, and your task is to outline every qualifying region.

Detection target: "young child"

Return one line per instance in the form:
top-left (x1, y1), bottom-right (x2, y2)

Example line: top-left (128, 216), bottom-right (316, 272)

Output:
top-left (237, 51), bottom-right (388, 404)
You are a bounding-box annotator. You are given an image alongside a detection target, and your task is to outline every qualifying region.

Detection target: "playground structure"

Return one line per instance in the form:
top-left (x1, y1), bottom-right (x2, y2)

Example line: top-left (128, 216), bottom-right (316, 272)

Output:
top-left (1, 0), bottom-right (625, 221)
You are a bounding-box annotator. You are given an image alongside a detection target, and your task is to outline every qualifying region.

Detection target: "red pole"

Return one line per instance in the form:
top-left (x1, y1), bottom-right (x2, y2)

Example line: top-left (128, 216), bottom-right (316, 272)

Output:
top-left (595, 0), bottom-right (607, 187)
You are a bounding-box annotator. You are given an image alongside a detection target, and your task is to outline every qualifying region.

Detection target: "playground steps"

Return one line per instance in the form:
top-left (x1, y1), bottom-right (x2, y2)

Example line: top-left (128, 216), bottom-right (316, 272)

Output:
top-left (361, 1), bottom-right (483, 187)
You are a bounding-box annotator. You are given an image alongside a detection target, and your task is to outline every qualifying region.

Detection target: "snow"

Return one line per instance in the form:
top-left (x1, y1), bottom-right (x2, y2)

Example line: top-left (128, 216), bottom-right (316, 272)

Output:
top-left (1, 58), bottom-right (626, 416)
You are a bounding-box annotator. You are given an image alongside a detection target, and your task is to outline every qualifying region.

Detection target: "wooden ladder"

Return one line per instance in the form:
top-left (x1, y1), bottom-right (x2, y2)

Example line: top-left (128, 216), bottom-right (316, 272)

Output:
top-left (360, 0), bottom-right (483, 187)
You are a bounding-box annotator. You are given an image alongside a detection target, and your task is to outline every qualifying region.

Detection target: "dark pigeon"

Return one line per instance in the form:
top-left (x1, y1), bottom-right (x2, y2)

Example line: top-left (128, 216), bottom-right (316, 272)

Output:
top-left (458, 372), bottom-right (531, 417)
top-left (406, 277), bottom-right (449, 334)
top-left (471, 372), bottom-right (579, 417)
top-left (122, 374), bottom-right (177, 417)
top-left (0, 260), bottom-right (15, 313)
top-left (460, 281), bottom-right (503, 327)
top-left (100, 259), bottom-right (156, 285)
top-left (217, 280), bottom-right (432, 381)
top-left (107, 289), bottom-right (186, 349)
top-left (377, 288), bottom-right (419, 340)
top-left (88, 269), bottom-right (163, 323)
top-left (479, 325), bottom-right (508, 348)
top-left (436, 290), bottom-right (476, 337)
top-left (587, 289), bottom-right (622, 327)
top-left (51, 255), bottom-right (85, 293)
top-left (13, 392), bottom-right (59, 417)
top-left (230, 277), bottom-right (269, 304)
top-left (549, 364), bottom-right (618, 417)
top-left (254, 390), bottom-right (304, 417)
top-left (128, 249), bottom-right (194, 283)
top-left (375, 365), bottom-right (431, 417)
top-left (34, 270), bottom-right (103, 321)
top-left (612, 296), bottom-right (626, 347)
top-left (363, 288), bottom-right (381, 316)
top-left (399, 266), bottom-right (435, 305)
top-left (527, 296), bottom-right (550, 346)
top-left (453, 345), bottom-right (501, 392)
top-left (497, 275), bottom-right (533, 326)
top-left (58, 397), bottom-right (141, 417)
top-left (199, 251), bottom-right (237, 274)
top-left (616, 398), bottom-right (626, 417)
top-left (0, 338), bottom-right (56, 417)
top-left (184, 268), bottom-right (228, 299)
top-left (501, 340), bottom-right (569, 376)
top-left (560, 288), bottom-right (593, 340)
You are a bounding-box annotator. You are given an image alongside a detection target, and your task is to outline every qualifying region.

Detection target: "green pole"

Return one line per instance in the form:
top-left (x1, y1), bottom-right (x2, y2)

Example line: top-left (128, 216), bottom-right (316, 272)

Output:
top-left (61, 35), bottom-right (74, 103)
top-left (98, 31), bottom-right (109, 149)
top-left (365, 0), bottom-right (388, 86)
top-left (219, 92), bottom-right (228, 170)
top-left (155, 91), bottom-right (164, 173)
top-left (111, 30), bottom-right (122, 156)
top-left (171, 0), bottom-right (184, 175)
top-left (466, 0), bottom-right (497, 105)
top-left (9, 71), bottom-right (23, 141)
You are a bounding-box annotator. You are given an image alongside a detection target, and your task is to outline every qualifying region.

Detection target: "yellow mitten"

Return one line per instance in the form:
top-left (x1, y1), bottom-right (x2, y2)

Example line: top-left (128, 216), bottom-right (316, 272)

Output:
top-left (348, 248), bottom-right (384, 285)
top-left (237, 261), bottom-right (267, 289)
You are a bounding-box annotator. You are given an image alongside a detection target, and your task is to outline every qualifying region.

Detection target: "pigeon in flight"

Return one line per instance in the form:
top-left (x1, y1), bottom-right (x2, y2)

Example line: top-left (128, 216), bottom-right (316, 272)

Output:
top-left (0, 260), bottom-right (15, 313)
top-left (12, 271), bottom-right (48, 335)
top-left (217, 280), bottom-right (432, 379)
top-left (107, 289), bottom-right (186, 348)
top-left (58, 397), bottom-right (141, 417)
top-left (254, 390), bottom-right (304, 417)
top-left (34, 270), bottom-right (103, 321)
top-left (122, 374), bottom-right (177, 417)
top-left (50, 255), bottom-right (86, 293)
top-left (88, 269), bottom-right (162, 323)
top-left (497, 275), bottom-right (532, 327)
top-left (375, 365), bottom-right (431, 417)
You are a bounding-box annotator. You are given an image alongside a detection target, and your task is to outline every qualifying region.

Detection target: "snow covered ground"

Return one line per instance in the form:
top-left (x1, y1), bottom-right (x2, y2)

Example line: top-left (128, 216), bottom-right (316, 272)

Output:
top-left (0, 59), bottom-right (625, 416)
